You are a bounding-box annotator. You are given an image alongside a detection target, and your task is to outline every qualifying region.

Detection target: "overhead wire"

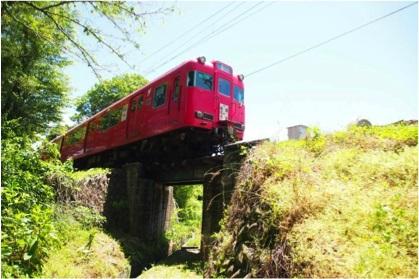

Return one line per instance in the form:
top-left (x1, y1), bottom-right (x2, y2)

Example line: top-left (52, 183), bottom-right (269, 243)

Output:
top-left (245, 1), bottom-right (418, 78)
top-left (190, 2), bottom-right (275, 48)
top-left (144, 1), bottom-right (273, 75)
top-left (139, 2), bottom-right (236, 64)
top-left (144, 1), bottom-right (245, 71)
top-left (143, 1), bottom-right (248, 74)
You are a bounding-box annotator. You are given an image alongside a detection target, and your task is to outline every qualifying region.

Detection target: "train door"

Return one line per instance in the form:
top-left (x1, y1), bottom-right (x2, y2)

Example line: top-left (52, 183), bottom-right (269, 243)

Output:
top-left (168, 75), bottom-right (182, 125)
top-left (214, 72), bottom-right (233, 122)
top-left (127, 95), bottom-right (141, 139)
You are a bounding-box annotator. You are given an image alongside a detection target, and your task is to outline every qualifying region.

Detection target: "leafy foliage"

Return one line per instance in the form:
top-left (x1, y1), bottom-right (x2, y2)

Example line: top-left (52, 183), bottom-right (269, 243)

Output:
top-left (166, 186), bottom-right (203, 250)
top-left (1, 123), bottom-right (64, 277)
top-left (1, 1), bottom-right (169, 136)
top-left (41, 225), bottom-right (129, 278)
top-left (1, 2), bottom-right (71, 136)
top-left (72, 73), bottom-right (148, 123)
top-left (207, 124), bottom-right (418, 278)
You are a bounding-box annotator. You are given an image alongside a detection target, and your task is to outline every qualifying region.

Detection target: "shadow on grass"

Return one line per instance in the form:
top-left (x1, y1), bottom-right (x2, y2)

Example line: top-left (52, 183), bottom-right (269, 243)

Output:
top-left (159, 247), bottom-right (203, 275)
top-left (105, 229), bottom-right (170, 277)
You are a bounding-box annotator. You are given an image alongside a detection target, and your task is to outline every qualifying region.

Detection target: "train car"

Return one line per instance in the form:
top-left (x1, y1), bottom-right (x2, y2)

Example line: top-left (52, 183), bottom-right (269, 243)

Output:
top-left (53, 57), bottom-right (245, 169)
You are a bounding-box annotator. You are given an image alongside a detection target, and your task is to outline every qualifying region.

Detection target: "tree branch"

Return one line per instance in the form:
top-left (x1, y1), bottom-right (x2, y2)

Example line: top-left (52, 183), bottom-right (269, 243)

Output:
top-left (23, 1), bottom-right (102, 78)
top-left (88, 2), bottom-right (140, 49)
top-left (38, 1), bottom-right (81, 11)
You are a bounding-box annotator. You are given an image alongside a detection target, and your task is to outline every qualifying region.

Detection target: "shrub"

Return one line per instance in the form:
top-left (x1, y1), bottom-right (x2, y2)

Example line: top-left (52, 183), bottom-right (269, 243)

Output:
top-left (207, 124), bottom-right (418, 278)
top-left (1, 126), bottom-right (61, 277)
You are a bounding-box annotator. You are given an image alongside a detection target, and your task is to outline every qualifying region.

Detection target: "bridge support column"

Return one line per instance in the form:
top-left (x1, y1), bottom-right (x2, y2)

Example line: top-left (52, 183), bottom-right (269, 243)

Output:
top-left (201, 143), bottom-right (247, 259)
top-left (125, 162), bottom-right (174, 241)
top-left (201, 166), bottom-right (223, 259)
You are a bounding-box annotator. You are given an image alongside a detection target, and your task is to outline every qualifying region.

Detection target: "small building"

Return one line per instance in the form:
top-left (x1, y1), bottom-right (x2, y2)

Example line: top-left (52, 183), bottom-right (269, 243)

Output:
top-left (287, 125), bottom-right (308, 140)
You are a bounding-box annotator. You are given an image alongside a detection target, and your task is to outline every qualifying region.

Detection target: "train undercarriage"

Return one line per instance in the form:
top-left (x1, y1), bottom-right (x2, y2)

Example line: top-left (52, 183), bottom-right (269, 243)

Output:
top-left (73, 126), bottom-right (236, 170)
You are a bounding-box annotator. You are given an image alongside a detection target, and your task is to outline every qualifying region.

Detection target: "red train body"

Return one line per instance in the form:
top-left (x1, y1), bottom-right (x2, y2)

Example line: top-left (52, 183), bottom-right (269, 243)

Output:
top-left (53, 58), bottom-right (245, 169)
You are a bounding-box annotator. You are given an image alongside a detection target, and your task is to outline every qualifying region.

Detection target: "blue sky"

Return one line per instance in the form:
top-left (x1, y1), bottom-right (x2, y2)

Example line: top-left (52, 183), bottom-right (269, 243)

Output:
top-left (64, 1), bottom-right (418, 141)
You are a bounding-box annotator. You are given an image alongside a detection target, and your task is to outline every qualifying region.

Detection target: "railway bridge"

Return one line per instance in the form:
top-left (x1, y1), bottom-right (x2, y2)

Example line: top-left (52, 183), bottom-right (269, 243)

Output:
top-left (103, 139), bottom-right (264, 260)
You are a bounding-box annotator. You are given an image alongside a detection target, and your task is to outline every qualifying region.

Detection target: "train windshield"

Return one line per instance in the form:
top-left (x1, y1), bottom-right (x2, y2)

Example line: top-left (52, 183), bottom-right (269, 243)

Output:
top-left (188, 71), bottom-right (213, 91)
top-left (234, 85), bottom-right (244, 103)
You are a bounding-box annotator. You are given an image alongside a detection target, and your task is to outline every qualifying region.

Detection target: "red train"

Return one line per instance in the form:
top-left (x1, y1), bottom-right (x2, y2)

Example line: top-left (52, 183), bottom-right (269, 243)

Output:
top-left (53, 57), bottom-right (245, 169)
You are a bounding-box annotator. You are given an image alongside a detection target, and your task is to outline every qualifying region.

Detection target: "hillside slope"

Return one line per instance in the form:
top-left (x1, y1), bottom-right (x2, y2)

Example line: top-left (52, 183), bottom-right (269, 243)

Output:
top-left (207, 124), bottom-right (417, 278)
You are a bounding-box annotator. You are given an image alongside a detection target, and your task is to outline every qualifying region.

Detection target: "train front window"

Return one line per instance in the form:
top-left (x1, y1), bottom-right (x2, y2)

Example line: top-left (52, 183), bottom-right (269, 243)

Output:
top-left (218, 78), bottom-right (231, 96)
top-left (187, 71), bottom-right (213, 91)
top-left (234, 85), bottom-right (244, 103)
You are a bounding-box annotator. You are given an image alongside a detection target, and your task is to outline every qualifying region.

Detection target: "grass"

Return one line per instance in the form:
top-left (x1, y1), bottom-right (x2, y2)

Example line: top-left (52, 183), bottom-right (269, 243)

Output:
top-left (69, 167), bottom-right (110, 181)
top-left (42, 226), bottom-right (129, 278)
top-left (140, 264), bottom-right (202, 279)
top-left (41, 207), bottom-right (129, 278)
top-left (139, 248), bottom-right (203, 279)
top-left (207, 124), bottom-right (418, 278)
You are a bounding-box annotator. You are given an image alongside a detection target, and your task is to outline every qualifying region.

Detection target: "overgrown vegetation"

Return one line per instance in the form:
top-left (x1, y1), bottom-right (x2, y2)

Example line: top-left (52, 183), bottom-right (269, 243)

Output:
top-left (1, 123), bottom-right (68, 277)
top-left (207, 123), bottom-right (418, 278)
top-left (41, 207), bottom-right (129, 278)
top-left (166, 185), bottom-right (203, 251)
top-left (1, 2), bottom-right (175, 277)
top-left (1, 122), bottom-right (125, 277)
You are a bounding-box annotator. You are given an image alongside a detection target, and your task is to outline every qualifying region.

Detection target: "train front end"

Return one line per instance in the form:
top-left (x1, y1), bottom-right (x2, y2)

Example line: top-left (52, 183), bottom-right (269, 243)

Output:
top-left (185, 57), bottom-right (245, 143)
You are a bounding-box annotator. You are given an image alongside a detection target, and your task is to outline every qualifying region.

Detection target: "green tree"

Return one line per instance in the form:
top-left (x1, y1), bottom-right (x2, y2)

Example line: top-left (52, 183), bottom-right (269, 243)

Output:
top-left (72, 73), bottom-right (148, 123)
top-left (1, 1), bottom-right (171, 136)
top-left (1, 2), bottom-right (71, 135)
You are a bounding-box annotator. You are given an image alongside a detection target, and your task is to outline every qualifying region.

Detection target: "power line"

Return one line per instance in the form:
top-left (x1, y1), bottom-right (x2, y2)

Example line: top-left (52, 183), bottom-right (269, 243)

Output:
top-left (139, 2), bottom-right (236, 64)
top-left (196, 2), bottom-right (275, 46)
top-left (245, 2), bottom-right (417, 78)
top-left (144, 1), bottom-right (246, 72)
top-left (144, 1), bottom-right (250, 74)
top-left (145, 1), bottom-right (272, 75)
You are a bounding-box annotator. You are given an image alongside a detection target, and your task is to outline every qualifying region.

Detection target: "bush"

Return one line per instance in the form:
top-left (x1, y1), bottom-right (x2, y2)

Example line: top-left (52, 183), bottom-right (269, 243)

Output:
top-left (1, 126), bottom-right (62, 277)
top-left (207, 124), bottom-right (418, 278)
top-left (2, 122), bottom-right (115, 277)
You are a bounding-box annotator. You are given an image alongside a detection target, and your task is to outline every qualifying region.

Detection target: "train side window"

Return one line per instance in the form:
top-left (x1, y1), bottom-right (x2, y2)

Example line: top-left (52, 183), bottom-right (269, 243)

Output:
top-left (130, 99), bottom-right (137, 111)
top-left (64, 126), bottom-right (86, 145)
top-left (121, 104), bottom-right (128, 121)
top-left (153, 84), bottom-right (166, 108)
top-left (187, 71), bottom-right (195, 87)
top-left (173, 77), bottom-right (180, 102)
top-left (218, 78), bottom-right (231, 96)
top-left (138, 95), bottom-right (144, 110)
top-left (99, 108), bottom-right (122, 130)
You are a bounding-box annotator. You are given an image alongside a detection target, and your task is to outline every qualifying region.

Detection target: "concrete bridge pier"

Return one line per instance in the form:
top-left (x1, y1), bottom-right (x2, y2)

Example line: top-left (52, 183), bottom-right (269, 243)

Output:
top-left (201, 142), bottom-right (250, 259)
top-left (124, 162), bottom-right (174, 241)
top-left (104, 140), bottom-right (265, 263)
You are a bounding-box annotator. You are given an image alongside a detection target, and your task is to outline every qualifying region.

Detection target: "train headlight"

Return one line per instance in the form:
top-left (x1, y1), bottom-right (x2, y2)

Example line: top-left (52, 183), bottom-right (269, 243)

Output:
top-left (195, 111), bottom-right (213, 121)
top-left (197, 56), bottom-right (206, 64)
top-left (238, 74), bottom-right (244, 81)
top-left (196, 111), bottom-right (204, 118)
